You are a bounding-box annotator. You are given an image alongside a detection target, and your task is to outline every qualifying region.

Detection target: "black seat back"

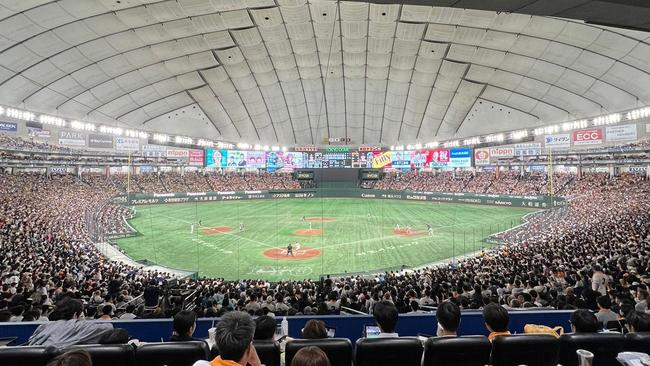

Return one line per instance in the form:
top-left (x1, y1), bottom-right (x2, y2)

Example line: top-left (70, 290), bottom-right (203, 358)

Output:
top-left (423, 336), bottom-right (491, 366)
top-left (63, 344), bottom-right (135, 366)
top-left (0, 346), bottom-right (56, 366)
top-left (355, 337), bottom-right (423, 366)
top-left (492, 334), bottom-right (560, 366)
top-left (135, 341), bottom-right (210, 366)
top-left (253, 340), bottom-right (280, 366)
top-left (285, 338), bottom-right (353, 366)
top-left (559, 333), bottom-right (625, 366)
top-left (624, 332), bottom-right (650, 353)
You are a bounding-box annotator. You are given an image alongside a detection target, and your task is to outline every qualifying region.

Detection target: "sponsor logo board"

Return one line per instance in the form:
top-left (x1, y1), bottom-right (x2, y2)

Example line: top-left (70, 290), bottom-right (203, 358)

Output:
top-left (572, 128), bottom-right (603, 146)
top-left (606, 124), bottom-right (637, 142)
top-left (489, 147), bottom-right (515, 158)
top-left (474, 148), bottom-right (490, 165)
top-left (115, 137), bottom-right (140, 151)
top-left (544, 134), bottom-right (571, 149)
top-left (87, 134), bottom-right (113, 149)
top-left (58, 131), bottom-right (86, 146)
top-left (0, 121), bottom-right (17, 132)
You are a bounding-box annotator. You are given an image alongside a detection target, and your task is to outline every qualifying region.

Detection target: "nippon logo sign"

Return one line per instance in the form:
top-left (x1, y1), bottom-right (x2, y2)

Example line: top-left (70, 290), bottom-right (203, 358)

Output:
top-left (572, 128), bottom-right (603, 145)
top-left (488, 147), bottom-right (514, 158)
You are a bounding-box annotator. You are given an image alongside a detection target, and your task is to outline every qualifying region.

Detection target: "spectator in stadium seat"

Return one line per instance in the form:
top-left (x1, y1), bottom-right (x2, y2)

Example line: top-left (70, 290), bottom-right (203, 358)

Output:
top-left (372, 300), bottom-right (399, 337)
top-left (290, 346), bottom-right (331, 366)
top-left (570, 309), bottom-right (600, 333)
top-left (119, 304), bottom-right (137, 320)
top-left (46, 350), bottom-right (93, 366)
top-left (436, 301), bottom-right (461, 337)
top-left (170, 310), bottom-right (199, 342)
top-left (253, 315), bottom-right (277, 340)
top-left (626, 311), bottom-right (650, 333)
top-left (301, 319), bottom-right (328, 339)
top-left (193, 311), bottom-right (262, 366)
top-left (483, 303), bottom-right (511, 341)
top-left (97, 305), bottom-right (114, 320)
top-left (595, 295), bottom-right (618, 328)
top-left (591, 265), bottom-right (608, 296)
top-left (27, 297), bottom-right (115, 347)
top-left (636, 289), bottom-right (648, 313)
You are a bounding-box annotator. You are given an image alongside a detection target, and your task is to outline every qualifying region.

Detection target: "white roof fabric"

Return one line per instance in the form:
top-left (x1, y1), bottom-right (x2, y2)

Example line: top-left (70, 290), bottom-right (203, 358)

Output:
top-left (0, 0), bottom-right (649, 144)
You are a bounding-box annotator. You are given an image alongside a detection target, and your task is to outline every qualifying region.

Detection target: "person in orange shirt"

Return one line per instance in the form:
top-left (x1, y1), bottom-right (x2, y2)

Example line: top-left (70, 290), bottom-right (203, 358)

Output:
top-left (483, 303), bottom-right (511, 341)
top-left (193, 311), bottom-right (263, 366)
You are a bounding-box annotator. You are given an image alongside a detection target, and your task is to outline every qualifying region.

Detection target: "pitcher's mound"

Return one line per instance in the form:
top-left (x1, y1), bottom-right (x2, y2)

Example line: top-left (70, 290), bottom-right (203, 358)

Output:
top-left (393, 228), bottom-right (426, 237)
top-left (264, 247), bottom-right (321, 260)
top-left (201, 226), bottom-right (233, 234)
top-left (304, 217), bottom-right (336, 222)
top-left (295, 229), bottom-right (323, 236)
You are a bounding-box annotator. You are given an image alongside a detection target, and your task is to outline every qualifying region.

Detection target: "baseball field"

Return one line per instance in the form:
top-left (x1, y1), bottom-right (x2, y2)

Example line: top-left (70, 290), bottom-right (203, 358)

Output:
top-left (114, 198), bottom-right (536, 281)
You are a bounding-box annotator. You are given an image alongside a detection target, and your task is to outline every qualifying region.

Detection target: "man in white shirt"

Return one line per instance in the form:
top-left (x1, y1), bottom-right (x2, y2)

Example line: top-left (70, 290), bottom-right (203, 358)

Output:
top-left (591, 265), bottom-right (608, 296)
top-left (372, 300), bottom-right (399, 337)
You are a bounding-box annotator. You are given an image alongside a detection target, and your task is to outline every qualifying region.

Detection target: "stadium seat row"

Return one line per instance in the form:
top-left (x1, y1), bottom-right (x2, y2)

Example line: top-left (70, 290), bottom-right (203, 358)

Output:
top-left (1, 333), bottom-right (649, 366)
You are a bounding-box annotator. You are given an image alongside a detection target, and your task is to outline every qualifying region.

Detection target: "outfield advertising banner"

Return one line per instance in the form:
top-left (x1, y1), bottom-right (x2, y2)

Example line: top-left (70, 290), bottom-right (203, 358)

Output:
top-left (544, 134), bottom-right (571, 149)
top-left (514, 143), bottom-right (542, 156)
top-left (474, 148), bottom-right (490, 165)
top-left (127, 189), bottom-right (564, 209)
top-left (606, 124), bottom-right (637, 142)
top-left (115, 137), bottom-right (140, 151)
top-left (58, 131), bottom-right (86, 146)
top-left (489, 146), bottom-right (515, 158)
top-left (27, 127), bottom-right (50, 139)
top-left (371, 151), bottom-right (392, 169)
top-left (142, 144), bottom-right (167, 157)
top-left (88, 134), bottom-right (113, 149)
top-left (189, 149), bottom-right (204, 166)
top-left (572, 128), bottom-right (603, 146)
top-left (448, 148), bottom-right (472, 168)
top-left (167, 148), bottom-right (189, 160)
top-left (0, 121), bottom-right (17, 132)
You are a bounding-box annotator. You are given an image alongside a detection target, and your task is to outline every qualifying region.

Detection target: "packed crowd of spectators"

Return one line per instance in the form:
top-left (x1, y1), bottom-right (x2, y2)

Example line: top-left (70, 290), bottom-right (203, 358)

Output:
top-left (376, 170), bottom-right (586, 196)
top-left (0, 168), bottom-right (648, 327)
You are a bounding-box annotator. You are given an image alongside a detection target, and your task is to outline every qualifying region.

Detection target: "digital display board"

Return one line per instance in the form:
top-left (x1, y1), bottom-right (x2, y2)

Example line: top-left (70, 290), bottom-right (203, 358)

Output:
top-left (204, 147), bottom-right (472, 170)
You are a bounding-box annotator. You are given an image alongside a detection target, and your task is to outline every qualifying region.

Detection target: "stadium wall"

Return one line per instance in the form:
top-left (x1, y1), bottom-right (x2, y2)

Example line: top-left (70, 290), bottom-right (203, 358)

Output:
top-left (0, 310), bottom-right (572, 346)
top-left (125, 188), bottom-right (566, 209)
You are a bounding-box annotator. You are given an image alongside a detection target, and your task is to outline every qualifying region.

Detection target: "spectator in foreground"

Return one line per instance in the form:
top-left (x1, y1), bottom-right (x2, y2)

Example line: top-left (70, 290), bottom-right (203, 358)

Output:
top-left (436, 301), bottom-right (461, 337)
top-left (570, 309), bottom-right (600, 333)
top-left (193, 311), bottom-right (262, 366)
top-left (595, 295), bottom-right (617, 328)
top-left (28, 297), bottom-right (115, 347)
top-left (373, 300), bottom-right (399, 337)
top-left (170, 310), bottom-right (198, 342)
top-left (483, 303), bottom-right (511, 341)
top-left (302, 319), bottom-right (328, 339)
top-left (253, 315), bottom-right (277, 340)
top-left (627, 311), bottom-right (650, 333)
top-left (46, 350), bottom-right (93, 366)
top-left (290, 346), bottom-right (331, 366)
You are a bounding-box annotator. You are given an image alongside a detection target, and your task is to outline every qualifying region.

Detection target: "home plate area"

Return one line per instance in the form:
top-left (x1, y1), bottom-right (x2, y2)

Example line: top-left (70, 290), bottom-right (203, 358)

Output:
top-left (263, 246), bottom-right (321, 260)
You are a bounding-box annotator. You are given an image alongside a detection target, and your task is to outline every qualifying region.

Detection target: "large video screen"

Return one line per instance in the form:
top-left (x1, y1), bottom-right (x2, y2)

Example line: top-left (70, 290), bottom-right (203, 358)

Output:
top-left (266, 151), bottom-right (304, 172)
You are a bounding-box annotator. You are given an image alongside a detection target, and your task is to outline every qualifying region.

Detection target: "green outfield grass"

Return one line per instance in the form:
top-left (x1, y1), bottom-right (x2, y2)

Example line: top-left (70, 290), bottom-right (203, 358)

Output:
top-left (114, 198), bottom-right (536, 281)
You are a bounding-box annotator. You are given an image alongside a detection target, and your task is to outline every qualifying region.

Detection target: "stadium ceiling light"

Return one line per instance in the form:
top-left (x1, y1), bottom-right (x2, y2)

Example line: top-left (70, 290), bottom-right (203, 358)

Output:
top-left (511, 130), bottom-right (528, 140)
top-left (7, 108), bottom-right (35, 122)
top-left (175, 136), bottom-right (192, 145)
top-left (253, 144), bottom-right (262, 150)
top-left (281, 146), bottom-right (287, 152)
top-left (71, 120), bottom-right (95, 131)
top-left (263, 145), bottom-right (270, 151)
top-left (153, 133), bottom-right (169, 143)
top-left (414, 143), bottom-right (422, 149)
top-left (39, 115), bottom-right (66, 127)
top-left (271, 146), bottom-right (280, 151)
top-left (627, 107), bottom-right (650, 120)
top-left (592, 113), bottom-right (621, 126)
top-left (0, 106), bottom-right (4, 116)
